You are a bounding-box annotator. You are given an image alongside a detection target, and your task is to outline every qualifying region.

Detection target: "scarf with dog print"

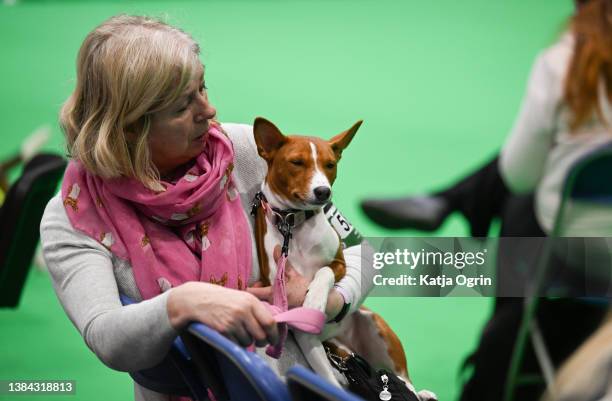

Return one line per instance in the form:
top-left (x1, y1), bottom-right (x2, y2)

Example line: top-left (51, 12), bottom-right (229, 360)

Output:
top-left (61, 122), bottom-right (252, 300)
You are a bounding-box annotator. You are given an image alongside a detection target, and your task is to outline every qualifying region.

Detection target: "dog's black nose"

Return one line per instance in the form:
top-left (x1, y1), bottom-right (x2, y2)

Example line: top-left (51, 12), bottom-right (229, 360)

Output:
top-left (314, 186), bottom-right (331, 202)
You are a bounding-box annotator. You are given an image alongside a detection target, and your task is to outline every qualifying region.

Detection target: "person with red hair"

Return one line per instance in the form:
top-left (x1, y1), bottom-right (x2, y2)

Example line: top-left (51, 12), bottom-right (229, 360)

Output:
top-left (362, 0), bottom-right (612, 400)
top-left (363, 0), bottom-right (612, 239)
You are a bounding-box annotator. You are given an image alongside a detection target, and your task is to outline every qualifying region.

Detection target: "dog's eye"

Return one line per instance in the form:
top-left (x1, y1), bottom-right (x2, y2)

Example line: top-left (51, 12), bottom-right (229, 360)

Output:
top-left (290, 160), bottom-right (304, 166)
top-left (325, 162), bottom-right (336, 169)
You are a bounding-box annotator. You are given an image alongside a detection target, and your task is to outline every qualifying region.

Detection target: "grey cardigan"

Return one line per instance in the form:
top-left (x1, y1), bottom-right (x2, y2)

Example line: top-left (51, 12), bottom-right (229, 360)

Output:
top-left (40, 123), bottom-right (370, 400)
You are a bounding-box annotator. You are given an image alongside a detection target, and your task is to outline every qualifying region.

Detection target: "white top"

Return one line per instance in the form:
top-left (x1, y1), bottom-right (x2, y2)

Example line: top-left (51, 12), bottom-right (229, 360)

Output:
top-left (499, 33), bottom-right (612, 236)
top-left (40, 123), bottom-right (373, 401)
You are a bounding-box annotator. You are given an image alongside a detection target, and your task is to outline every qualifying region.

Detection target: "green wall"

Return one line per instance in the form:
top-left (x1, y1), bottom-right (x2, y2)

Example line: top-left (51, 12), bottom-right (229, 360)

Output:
top-left (0, 1), bottom-right (573, 400)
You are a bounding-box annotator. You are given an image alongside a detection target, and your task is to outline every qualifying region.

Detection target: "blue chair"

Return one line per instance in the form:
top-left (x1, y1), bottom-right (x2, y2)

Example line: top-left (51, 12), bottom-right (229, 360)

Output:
top-left (182, 322), bottom-right (290, 401)
top-left (286, 365), bottom-right (364, 401)
top-left (119, 295), bottom-right (209, 400)
top-left (503, 142), bottom-right (612, 401)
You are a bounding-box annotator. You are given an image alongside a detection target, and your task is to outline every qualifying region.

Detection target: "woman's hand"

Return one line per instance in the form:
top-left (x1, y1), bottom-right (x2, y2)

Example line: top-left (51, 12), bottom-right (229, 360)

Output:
top-left (247, 246), bottom-right (345, 320)
top-left (167, 281), bottom-right (279, 347)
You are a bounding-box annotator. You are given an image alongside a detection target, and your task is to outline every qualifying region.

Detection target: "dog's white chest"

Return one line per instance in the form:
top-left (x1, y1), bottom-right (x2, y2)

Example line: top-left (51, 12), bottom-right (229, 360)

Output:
top-left (263, 212), bottom-right (339, 282)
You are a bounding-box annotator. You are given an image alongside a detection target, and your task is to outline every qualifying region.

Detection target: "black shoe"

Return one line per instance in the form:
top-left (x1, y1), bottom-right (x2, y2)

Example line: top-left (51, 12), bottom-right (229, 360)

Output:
top-left (360, 196), bottom-right (451, 231)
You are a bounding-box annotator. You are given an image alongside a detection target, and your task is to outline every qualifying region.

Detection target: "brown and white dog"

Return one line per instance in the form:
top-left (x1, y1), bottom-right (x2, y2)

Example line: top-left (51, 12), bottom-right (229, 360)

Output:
top-left (252, 117), bottom-right (436, 400)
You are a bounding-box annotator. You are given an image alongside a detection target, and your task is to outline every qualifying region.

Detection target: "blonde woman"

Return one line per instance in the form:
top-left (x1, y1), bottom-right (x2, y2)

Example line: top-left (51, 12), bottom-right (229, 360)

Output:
top-left (41, 15), bottom-right (367, 400)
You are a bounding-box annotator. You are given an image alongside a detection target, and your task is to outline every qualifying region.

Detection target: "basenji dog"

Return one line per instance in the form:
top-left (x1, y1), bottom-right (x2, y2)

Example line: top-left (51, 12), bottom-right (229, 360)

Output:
top-left (252, 117), bottom-right (436, 401)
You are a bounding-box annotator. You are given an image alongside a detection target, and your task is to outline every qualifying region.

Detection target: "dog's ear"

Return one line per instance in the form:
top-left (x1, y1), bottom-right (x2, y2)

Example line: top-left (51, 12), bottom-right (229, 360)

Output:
top-left (329, 120), bottom-right (362, 160)
top-left (253, 117), bottom-right (286, 162)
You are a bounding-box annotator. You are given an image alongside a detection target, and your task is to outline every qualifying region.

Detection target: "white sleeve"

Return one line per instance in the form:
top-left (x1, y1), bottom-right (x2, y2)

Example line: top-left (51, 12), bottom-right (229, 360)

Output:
top-left (337, 240), bottom-right (375, 314)
top-left (499, 52), bottom-right (560, 193)
top-left (40, 196), bottom-right (179, 372)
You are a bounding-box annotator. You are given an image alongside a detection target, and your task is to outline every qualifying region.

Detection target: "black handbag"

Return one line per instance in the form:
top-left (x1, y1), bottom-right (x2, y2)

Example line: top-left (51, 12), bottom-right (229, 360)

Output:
top-left (325, 345), bottom-right (420, 401)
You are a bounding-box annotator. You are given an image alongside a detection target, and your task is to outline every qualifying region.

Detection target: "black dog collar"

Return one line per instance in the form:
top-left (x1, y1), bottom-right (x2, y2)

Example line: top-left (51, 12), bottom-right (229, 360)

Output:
top-left (251, 191), bottom-right (318, 255)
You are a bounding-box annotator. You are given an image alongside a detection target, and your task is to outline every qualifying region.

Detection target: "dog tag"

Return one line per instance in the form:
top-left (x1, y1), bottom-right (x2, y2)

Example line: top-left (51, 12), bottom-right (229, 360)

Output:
top-left (379, 389), bottom-right (392, 400)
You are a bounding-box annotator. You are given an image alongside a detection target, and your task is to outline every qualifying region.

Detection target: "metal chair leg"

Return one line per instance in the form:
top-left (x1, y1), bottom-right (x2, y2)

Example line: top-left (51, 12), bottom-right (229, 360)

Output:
top-left (530, 319), bottom-right (555, 389)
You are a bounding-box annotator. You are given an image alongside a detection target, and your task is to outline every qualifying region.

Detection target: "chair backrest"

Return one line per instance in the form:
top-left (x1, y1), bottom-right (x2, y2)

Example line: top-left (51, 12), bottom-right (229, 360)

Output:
top-left (0, 153), bottom-right (66, 307)
top-left (286, 365), bottom-right (364, 401)
top-left (565, 142), bottom-right (612, 201)
top-left (184, 322), bottom-right (290, 401)
top-left (541, 141), bottom-right (612, 297)
top-left (119, 295), bottom-right (209, 400)
top-left (553, 142), bottom-right (612, 234)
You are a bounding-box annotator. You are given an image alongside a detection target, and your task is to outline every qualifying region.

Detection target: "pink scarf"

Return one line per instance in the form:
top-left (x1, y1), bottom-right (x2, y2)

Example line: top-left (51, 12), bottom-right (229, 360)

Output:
top-left (61, 123), bottom-right (252, 299)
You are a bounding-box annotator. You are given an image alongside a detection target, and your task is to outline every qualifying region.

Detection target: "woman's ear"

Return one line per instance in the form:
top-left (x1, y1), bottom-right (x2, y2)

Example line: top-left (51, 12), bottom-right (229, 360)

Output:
top-left (125, 118), bottom-right (146, 145)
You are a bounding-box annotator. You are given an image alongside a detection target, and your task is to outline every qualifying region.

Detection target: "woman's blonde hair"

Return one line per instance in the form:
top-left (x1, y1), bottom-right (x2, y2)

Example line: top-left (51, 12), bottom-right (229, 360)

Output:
top-left (60, 15), bottom-right (201, 191)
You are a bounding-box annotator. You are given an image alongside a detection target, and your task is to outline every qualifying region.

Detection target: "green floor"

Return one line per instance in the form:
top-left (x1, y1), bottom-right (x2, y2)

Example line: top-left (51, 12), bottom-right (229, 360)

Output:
top-left (0, 1), bottom-right (573, 400)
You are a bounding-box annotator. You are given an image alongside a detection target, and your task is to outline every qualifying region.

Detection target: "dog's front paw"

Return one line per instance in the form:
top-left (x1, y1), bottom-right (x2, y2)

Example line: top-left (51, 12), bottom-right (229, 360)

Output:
top-left (303, 267), bottom-right (335, 312)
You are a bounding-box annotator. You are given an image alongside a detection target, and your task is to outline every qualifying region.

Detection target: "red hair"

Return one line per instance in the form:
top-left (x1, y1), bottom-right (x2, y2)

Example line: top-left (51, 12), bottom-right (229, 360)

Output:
top-left (565, 0), bottom-right (612, 130)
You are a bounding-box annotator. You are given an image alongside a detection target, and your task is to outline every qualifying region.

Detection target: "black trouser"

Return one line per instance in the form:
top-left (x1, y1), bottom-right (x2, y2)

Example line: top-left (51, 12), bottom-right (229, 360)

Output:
top-left (459, 299), bottom-right (605, 401)
top-left (436, 156), bottom-right (511, 237)
top-left (436, 156), bottom-right (607, 401)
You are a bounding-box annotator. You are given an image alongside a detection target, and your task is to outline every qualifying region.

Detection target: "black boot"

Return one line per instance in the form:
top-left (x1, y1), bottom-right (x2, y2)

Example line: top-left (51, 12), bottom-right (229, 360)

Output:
top-left (360, 196), bottom-right (451, 231)
top-left (361, 155), bottom-right (507, 235)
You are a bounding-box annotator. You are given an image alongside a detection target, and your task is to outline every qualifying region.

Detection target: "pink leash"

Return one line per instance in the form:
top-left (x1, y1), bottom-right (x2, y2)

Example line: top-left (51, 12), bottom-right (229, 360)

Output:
top-left (264, 254), bottom-right (326, 358)
top-left (251, 194), bottom-right (325, 358)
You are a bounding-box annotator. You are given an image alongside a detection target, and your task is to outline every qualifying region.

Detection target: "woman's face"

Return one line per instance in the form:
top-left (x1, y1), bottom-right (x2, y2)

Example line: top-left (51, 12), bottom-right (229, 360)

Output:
top-left (148, 64), bottom-right (217, 178)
